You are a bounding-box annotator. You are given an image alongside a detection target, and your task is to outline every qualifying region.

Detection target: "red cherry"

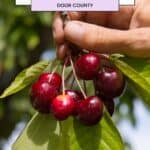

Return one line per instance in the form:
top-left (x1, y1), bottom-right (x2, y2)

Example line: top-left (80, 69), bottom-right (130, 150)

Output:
top-left (77, 96), bottom-right (103, 126)
top-left (51, 95), bottom-right (75, 121)
top-left (38, 73), bottom-right (62, 89)
top-left (96, 93), bottom-right (115, 116)
top-left (94, 67), bottom-right (125, 98)
top-left (65, 90), bottom-right (83, 101)
top-left (30, 81), bottom-right (59, 113)
top-left (75, 53), bottom-right (101, 80)
top-left (65, 90), bottom-right (83, 116)
top-left (103, 99), bottom-right (114, 116)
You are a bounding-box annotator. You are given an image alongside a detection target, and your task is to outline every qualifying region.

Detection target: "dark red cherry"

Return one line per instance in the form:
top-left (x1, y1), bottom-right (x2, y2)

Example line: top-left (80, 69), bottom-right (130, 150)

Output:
top-left (51, 95), bottom-right (75, 121)
top-left (96, 93), bottom-right (115, 116)
top-left (38, 73), bottom-right (62, 89)
top-left (30, 81), bottom-right (59, 113)
top-left (95, 67), bottom-right (125, 98)
top-left (77, 96), bottom-right (103, 126)
top-left (100, 54), bottom-right (113, 68)
top-left (65, 90), bottom-right (83, 101)
top-left (65, 90), bottom-right (83, 116)
top-left (103, 99), bottom-right (115, 116)
top-left (75, 53), bottom-right (101, 80)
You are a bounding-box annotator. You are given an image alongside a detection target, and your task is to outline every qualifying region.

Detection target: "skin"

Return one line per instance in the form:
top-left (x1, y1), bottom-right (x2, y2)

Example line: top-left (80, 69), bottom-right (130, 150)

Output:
top-left (52, 0), bottom-right (150, 58)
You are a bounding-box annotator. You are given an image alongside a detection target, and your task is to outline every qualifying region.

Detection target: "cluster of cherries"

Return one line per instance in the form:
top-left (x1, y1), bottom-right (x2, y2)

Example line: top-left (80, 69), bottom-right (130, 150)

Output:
top-left (30, 53), bottom-right (125, 126)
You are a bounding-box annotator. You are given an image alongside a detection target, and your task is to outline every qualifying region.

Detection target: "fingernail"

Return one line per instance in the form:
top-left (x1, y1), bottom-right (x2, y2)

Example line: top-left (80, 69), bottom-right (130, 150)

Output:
top-left (65, 22), bottom-right (84, 41)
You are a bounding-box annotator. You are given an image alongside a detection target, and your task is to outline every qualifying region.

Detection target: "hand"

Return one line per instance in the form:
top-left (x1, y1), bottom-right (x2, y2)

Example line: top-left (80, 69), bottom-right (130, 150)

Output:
top-left (53, 0), bottom-right (150, 59)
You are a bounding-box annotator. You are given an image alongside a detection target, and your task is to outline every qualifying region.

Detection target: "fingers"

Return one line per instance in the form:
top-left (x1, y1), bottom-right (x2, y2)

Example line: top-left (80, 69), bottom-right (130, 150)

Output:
top-left (52, 7), bottom-right (134, 43)
top-left (123, 28), bottom-right (150, 58)
top-left (52, 12), bottom-right (64, 44)
top-left (56, 44), bottom-right (68, 60)
top-left (64, 21), bottom-right (127, 53)
top-left (53, 12), bottom-right (67, 60)
top-left (52, 8), bottom-right (134, 59)
top-left (53, 6), bottom-right (134, 42)
top-left (130, 0), bottom-right (150, 28)
top-left (64, 21), bottom-right (150, 58)
top-left (108, 6), bottom-right (134, 29)
top-left (65, 8), bottom-right (134, 28)
top-left (68, 11), bottom-right (86, 20)
top-left (61, 12), bottom-right (108, 26)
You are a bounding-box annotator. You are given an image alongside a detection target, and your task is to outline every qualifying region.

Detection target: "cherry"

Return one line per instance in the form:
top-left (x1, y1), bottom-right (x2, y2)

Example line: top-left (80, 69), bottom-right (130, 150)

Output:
top-left (65, 90), bottom-right (83, 101)
top-left (94, 67), bottom-right (125, 98)
top-left (75, 53), bottom-right (101, 80)
top-left (51, 94), bottom-right (75, 121)
top-left (38, 73), bottom-right (62, 89)
top-left (30, 81), bottom-right (59, 113)
top-left (96, 93), bottom-right (115, 116)
top-left (100, 54), bottom-right (113, 68)
top-left (103, 99), bottom-right (114, 116)
top-left (77, 96), bottom-right (103, 126)
top-left (65, 90), bottom-right (83, 116)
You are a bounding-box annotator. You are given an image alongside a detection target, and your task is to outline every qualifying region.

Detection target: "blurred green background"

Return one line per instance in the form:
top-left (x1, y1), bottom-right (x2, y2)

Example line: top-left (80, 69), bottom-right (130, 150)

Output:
top-left (0, 1), bottom-right (54, 149)
top-left (0, 1), bottom-right (147, 150)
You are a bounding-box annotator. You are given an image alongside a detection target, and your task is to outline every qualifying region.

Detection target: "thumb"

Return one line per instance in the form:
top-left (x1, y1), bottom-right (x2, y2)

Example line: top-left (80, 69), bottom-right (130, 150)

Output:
top-left (64, 21), bottom-right (150, 58)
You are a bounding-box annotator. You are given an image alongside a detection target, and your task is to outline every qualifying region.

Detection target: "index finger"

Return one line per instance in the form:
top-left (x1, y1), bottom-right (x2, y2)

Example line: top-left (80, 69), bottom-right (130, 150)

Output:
top-left (68, 7), bottom-right (134, 29)
top-left (52, 12), bottom-right (65, 45)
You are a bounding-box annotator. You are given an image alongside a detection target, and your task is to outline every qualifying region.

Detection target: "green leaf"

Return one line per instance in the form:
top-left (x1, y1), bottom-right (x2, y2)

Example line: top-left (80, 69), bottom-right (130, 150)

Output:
top-left (13, 112), bottom-right (124, 150)
top-left (0, 61), bottom-right (49, 99)
top-left (70, 112), bottom-right (124, 150)
top-left (12, 113), bottom-right (60, 150)
top-left (112, 57), bottom-right (150, 105)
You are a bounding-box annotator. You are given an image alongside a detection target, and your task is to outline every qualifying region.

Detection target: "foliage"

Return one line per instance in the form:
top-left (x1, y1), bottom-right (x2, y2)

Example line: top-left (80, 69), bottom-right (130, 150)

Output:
top-left (0, 55), bottom-right (149, 149)
top-left (112, 57), bottom-right (150, 105)
top-left (0, 1), bottom-right (53, 148)
top-left (0, 61), bottom-right (49, 98)
top-left (0, 1), bottom-right (150, 150)
top-left (12, 112), bottom-right (124, 150)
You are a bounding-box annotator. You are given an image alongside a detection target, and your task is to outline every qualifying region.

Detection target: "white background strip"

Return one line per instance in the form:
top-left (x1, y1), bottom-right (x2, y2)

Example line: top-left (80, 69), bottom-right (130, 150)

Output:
top-left (16, 0), bottom-right (135, 5)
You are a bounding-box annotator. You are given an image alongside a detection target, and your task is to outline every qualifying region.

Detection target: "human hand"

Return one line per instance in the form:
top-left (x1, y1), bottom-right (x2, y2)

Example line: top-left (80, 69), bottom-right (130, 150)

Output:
top-left (53, 0), bottom-right (150, 58)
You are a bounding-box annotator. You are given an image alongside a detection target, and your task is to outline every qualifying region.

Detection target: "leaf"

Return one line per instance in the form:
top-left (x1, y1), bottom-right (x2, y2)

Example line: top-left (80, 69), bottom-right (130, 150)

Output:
top-left (112, 57), bottom-right (150, 105)
top-left (69, 112), bottom-right (124, 150)
top-left (13, 112), bottom-right (124, 150)
top-left (12, 113), bottom-right (60, 150)
top-left (0, 61), bottom-right (49, 98)
top-left (85, 80), bottom-right (95, 96)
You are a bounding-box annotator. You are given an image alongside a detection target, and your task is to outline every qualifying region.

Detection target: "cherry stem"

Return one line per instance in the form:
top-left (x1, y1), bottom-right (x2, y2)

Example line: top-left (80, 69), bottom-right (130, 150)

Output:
top-left (70, 77), bottom-right (75, 89)
top-left (48, 62), bottom-right (53, 71)
top-left (65, 70), bottom-right (73, 82)
top-left (52, 64), bottom-right (58, 74)
top-left (70, 56), bottom-right (87, 99)
top-left (65, 71), bottom-right (74, 89)
top-left (47, 64), bottom-right (59, 83)
top-left (47, 58), bottom-right (57, 72)
top-left (83, 80), bottom-right (87, 95)
top-left (62, 61), bottom-right (66, 95)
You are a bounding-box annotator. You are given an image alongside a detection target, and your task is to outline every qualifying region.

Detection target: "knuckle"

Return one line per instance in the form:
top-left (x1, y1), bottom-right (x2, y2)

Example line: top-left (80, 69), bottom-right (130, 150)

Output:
top-left (87, 26), bottom-right (106, 51)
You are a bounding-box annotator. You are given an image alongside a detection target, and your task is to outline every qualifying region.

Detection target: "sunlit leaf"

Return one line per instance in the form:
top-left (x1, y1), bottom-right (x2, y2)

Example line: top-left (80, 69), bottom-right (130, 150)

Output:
top-left (12, 113), bottom-right (60, 150)
top-left (13, 112), bottom-right (124, 150)
top-left (0, 61), bottom-right (49, 99)
top-left (113, 57), bottom-right (150, 105)
top-left (69, 112), bottom-right (124, 150)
